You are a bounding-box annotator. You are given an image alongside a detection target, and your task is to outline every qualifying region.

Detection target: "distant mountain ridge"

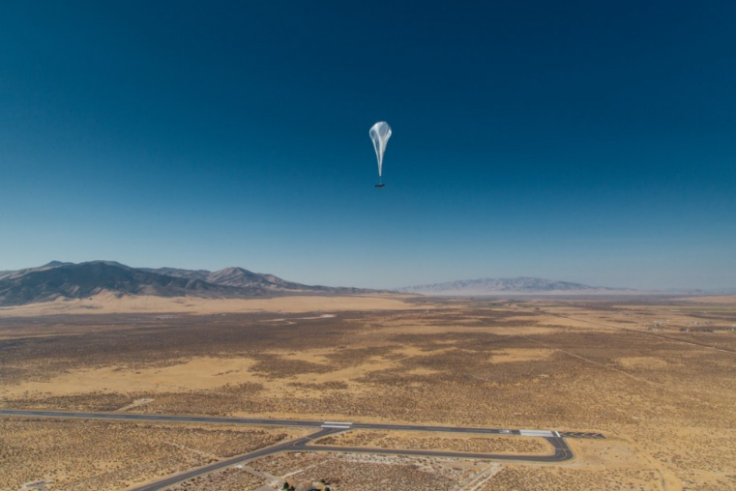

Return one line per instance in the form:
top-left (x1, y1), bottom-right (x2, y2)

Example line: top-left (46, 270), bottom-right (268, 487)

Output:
top-left (0, 261), bottom-right (376, 307)
top-left (399, 277), bottom-right (632, 296)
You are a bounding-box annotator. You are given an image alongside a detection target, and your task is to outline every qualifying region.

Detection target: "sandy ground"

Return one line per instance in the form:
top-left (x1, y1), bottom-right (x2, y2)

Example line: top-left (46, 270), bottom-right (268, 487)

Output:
top-left (0, 292), bottom-right (423, 317)
top-left (0, 418), bottom-right (307, 491)
top-left (490, 348), bottom-right (555, 363)
top-left (2, 297), bottom-right (736, 490)
top-left (1, 356), bottom-right (261, 397)
top-left (0, 347), bottom-right (444, 402)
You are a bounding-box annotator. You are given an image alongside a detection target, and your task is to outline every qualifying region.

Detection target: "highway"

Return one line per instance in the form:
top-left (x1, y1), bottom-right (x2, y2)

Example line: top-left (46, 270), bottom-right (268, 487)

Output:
top-left (1, 408), bottom-right (581, 491)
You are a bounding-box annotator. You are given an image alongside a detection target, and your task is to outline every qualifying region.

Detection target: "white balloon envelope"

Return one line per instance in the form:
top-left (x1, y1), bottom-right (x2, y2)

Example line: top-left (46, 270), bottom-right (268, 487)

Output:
top-left (369, 121), bottom-right (391, 186)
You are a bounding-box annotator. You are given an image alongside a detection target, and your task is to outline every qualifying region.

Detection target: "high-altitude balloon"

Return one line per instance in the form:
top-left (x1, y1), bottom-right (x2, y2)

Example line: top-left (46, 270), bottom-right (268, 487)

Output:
top-left (369, 121), bottom-right (391, 187)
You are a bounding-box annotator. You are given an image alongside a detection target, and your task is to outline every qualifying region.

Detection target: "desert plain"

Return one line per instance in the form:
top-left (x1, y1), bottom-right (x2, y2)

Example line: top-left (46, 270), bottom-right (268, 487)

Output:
top-left (1, 294), bottom-right (735, 490)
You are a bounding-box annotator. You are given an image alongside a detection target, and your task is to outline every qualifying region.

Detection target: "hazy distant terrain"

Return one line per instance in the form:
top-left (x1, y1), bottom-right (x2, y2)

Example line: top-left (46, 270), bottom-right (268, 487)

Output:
top-left (0, 261), bottom-right (378, 307)
top-left (399, 277), bottom-right (634, 296)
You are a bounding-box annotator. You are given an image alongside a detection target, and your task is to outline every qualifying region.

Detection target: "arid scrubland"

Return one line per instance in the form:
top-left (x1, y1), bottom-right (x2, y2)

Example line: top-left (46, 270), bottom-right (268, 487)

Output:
top-left (313, 430), bottom-right (550, 455)
top-left (164, 468), bottom-right (264, 491)
top-left (0, 418), bottom-right (302, 491)
top-left (1, 296), bottom-right (735, 490)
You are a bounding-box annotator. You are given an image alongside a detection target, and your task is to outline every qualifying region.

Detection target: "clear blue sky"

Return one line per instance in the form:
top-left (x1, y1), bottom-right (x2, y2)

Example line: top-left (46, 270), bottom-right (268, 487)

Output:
top-left (1, 1), bottom-right (734, 289)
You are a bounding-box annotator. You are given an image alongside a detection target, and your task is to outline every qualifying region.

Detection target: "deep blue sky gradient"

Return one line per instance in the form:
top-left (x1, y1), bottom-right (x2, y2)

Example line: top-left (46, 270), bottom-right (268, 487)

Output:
top-left (1, 1), bottom-right (735, 289)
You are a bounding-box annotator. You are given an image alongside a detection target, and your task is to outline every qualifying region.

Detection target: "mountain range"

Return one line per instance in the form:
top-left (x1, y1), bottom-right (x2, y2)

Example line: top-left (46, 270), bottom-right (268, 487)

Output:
top-left (398, 277), bottom-right (633, 296)
top-left (0, 261), bottom-right (374, 307)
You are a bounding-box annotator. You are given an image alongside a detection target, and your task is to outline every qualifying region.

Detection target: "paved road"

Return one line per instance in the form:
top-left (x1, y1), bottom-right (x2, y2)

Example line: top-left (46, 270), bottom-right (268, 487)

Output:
top-left (122, 428), bottom-right (571, 491)
top-left (126, 427), bottom-right (339, 491)
top-left (302, 436), bottom-right (573, 463)
top-left (1, 408), bottom-right (579, 491)
top-left (121, 429), bottom-right (572, 491)
top-left (0, 408), bottom-right (572, 437)
top-left (0, 408), bottom-right (328, 429)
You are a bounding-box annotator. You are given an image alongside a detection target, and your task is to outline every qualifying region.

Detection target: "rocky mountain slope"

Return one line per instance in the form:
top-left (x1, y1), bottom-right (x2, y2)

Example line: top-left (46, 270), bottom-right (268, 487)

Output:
top-left (0, 261), bottom-right (375, 306)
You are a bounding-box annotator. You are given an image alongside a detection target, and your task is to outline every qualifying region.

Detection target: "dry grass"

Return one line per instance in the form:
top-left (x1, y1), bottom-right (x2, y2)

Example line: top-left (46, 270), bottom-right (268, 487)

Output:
top-left (481, 466), bottom-right (662, 491)
top-left (164, 468), bottom-right (264, 491)
top-left (249, 452), bottom-right (482, 491)
top-left (0, 292), bottom-right (421, 318)
top-left (0, 418), bottom-right (303, 491)
top-left (313, 430), bottom-right (550, 455)
top-left (1, 296), bottom-right (735, 489)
